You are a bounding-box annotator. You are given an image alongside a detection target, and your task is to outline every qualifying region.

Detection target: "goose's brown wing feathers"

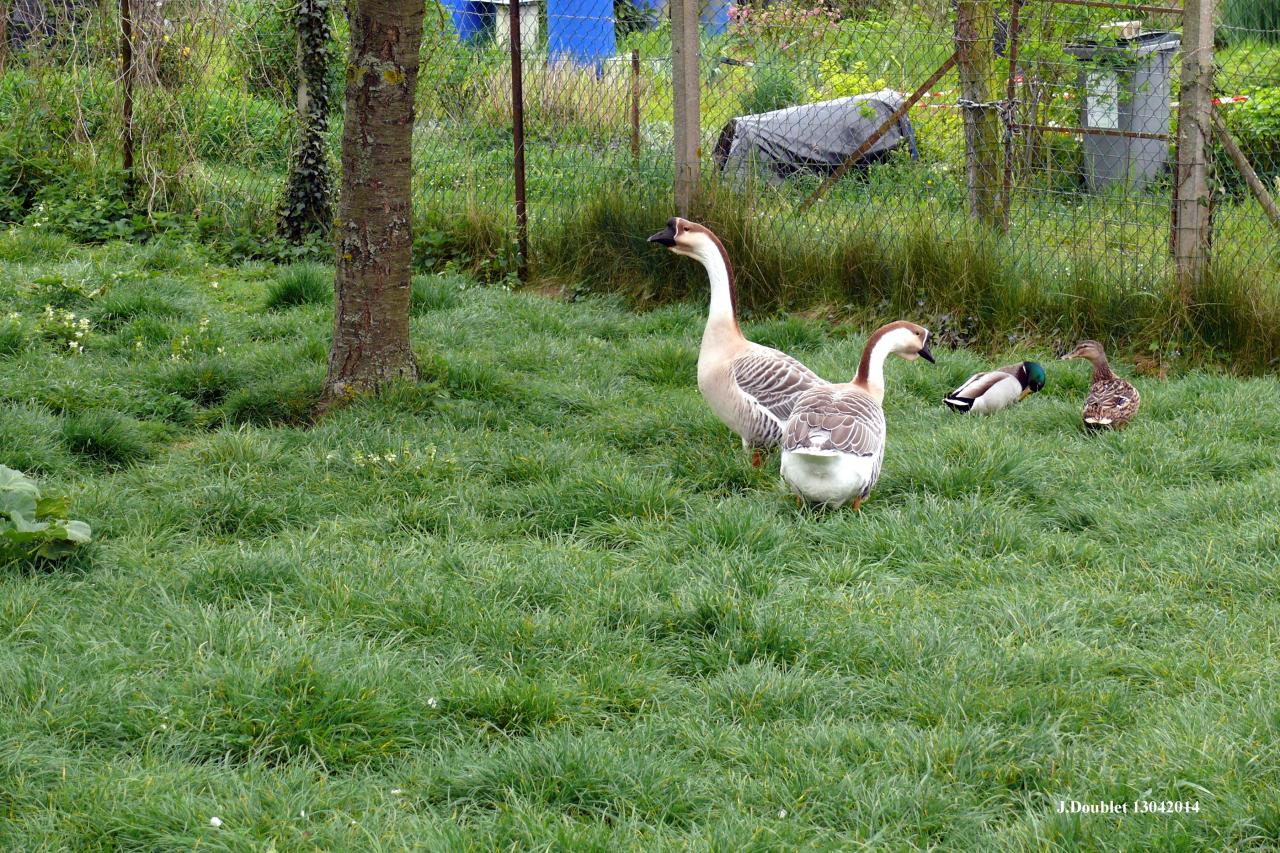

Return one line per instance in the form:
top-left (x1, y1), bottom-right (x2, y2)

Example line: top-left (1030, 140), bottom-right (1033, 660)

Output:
top-left (783, 387), bottom-right (885, 456)
top-left (729, 348), bottom-right (825, 425)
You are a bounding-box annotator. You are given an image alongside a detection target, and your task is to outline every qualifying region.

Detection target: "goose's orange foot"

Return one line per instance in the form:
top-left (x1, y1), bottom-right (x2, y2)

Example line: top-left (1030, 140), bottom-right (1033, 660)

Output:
top-left (851, 496), bottom-right (865, 512)
top-left (750, 448), bottom-right (764, 468)
top-left (794, 493), bottom-right (804, 510)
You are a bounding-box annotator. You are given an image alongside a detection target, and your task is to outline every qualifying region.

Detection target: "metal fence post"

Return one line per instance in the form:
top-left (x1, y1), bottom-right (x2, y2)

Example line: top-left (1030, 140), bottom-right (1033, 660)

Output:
top-left (955, 0), bottom-right (1002, 228)
top-left (671, 0), bottom-right (700, 217)
top-left (1171, 0), bottom-right (1215, 295)
top-left (509, 0), bottom-right (529, 281)
top-left (120, 0), bottom-right (136, 198)
top-left (630, 49), bottom-right (641, 162)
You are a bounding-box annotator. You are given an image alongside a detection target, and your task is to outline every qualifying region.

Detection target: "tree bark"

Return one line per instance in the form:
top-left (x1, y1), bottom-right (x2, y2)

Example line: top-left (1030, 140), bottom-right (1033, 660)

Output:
top-left (323, 0), bottom-right (423, 407)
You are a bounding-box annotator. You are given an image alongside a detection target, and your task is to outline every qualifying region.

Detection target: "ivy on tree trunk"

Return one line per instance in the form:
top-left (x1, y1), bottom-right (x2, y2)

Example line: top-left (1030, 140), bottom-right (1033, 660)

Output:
top-left (321, 0), bottom-right (423, 406)
top-left (279, 0), bottom-right (335, 241)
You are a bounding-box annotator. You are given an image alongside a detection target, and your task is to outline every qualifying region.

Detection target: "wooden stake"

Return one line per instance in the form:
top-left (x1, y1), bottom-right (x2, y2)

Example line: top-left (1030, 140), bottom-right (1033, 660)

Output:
top-left (955, 0), bottom-right (1002, 227)
top-left (121, 0), bottom-right (135, 199)
top-left (1211, 108), bottom-right (1280, 234)
top-left (671, 0), bottom-right (700, 216)
top-left (509, 0), bottom-right (528, 281)
top-left (1000, 0), bottom-right (1025, 232)
top-left (1171, 0), bottom-right (1215, 294)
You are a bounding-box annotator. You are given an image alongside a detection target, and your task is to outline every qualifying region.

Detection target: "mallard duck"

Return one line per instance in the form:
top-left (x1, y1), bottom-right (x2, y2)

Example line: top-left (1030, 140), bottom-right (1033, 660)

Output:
top-left (944, 361), bottom-right (1046, 414)
top-left (781, 321), bottom-right (934, 508)
top-left (648, 217), bottom-right (825, 466)
top-left (1061, 340), bottom-right (1140, 429)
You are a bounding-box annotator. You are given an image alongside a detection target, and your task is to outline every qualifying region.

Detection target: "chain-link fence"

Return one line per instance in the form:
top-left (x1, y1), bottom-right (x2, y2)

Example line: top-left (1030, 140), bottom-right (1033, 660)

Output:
top-left (1, 0), bottom-right (1277, 286)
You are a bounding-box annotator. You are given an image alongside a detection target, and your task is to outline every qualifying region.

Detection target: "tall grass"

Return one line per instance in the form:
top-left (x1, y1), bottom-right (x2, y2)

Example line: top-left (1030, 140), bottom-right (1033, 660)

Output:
top-left (4, 229), bottom-right (1280, 848)
top-left (534, 181), bottom-right (1280, 371)
top-left (1223, 0), bottom-right (1280, 40)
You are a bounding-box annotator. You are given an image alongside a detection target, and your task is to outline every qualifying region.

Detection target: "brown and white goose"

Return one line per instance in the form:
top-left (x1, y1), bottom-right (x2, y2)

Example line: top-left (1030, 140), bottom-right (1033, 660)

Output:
top-left (781, 321), bottom-right (934, 508)
top-left (648, 217), bottom-right (824, 465)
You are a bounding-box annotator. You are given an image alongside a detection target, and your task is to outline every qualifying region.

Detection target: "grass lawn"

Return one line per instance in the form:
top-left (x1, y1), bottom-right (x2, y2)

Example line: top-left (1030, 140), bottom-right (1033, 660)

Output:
top-left (3, 225), bottom-right (1280, 849)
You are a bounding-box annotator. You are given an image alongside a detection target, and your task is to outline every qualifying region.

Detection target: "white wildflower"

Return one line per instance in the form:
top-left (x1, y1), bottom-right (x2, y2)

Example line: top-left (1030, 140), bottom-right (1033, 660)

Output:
top-left (778, 809), bottom-right (787, 819)
top-left (209, 816), bottom-right (223, 827)
top-left (426, 697), bottom-right (438, 709)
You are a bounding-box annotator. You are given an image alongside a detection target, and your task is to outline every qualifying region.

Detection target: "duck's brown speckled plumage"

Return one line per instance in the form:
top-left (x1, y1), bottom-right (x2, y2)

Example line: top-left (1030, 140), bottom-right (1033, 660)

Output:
top-left (1065, 340), bottom-right (1140, 429)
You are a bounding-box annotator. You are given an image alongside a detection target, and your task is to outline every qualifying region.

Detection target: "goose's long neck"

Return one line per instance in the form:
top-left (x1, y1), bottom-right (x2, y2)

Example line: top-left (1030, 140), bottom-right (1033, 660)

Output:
top-left (693, 238), bottom-right (741, 340)
top-left (853, 329), bottom-right (903, 401)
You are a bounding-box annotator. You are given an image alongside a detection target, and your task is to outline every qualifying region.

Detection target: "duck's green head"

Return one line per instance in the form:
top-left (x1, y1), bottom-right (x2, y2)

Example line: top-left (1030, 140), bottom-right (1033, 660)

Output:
top-left (1022, 361), bottom-right (1046, 394)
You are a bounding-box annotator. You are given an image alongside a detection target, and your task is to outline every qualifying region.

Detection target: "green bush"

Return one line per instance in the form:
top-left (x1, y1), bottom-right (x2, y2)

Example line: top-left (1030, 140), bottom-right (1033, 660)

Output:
top-left (0, 313), bottom-right (31, 357)
top-left (0, 67), bottom-right (116, 222)
top-left (0, 465), bottom-right (91, 567)
top-left (221, 370), bottom-right (322, 426)
top-left (1223, 0), bottom-right (1280, 41)
top-left (230, 0), bottom-right (346, 102)
top-left (175, 87), bottom-right (293, 168)
top-left (1219, 87), bottom-right (1280, 194)
top-left (741, 66), bottom-right (803, 115)
top-left (266, 262), bottom-right (332, 310)
top-left (62, 411), bottom-right (153, 466)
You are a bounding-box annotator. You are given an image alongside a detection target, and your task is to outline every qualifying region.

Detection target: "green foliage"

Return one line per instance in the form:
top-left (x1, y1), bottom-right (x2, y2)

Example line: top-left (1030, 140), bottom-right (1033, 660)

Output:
top-left (0, 465), bottom-right (91, 566)
top-left (809, 50), bottom-right (887, 100)
top-left (411, 273), bottom-right (463, 315)
top-left (266, 262), bottom-right (333, 310)
top-left (279, 0), bottom-right (337, 241)
top-left (0, 67), bottom-right (115, 223)
top-left (61, 410), bottom-right (153, 466)
top-left (1219, 87), bottom-right (1280, 193)
top-left (1223, 0), bottom-right (1280, 41)
top-left (414, 205), bottom-right (518, 281)
top-left (221, 370), bottom-right (323, 426)
top-left (4, 230), bottom-right (1280, 847)
top-left (741, 66), bottom-right (803, 114)
top-left (0, 311), bottom-right (31, 357)
top-left (231, 0), bottom-right (345, 101)
top-left (175, 88), bottom-right (292, 169)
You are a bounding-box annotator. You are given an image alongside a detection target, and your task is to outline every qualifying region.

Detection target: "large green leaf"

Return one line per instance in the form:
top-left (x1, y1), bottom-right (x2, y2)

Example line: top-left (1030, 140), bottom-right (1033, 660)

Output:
top-left (0, 465), bottom-right (40, 520)
top-left (61, 520), bottom-right (92, 544)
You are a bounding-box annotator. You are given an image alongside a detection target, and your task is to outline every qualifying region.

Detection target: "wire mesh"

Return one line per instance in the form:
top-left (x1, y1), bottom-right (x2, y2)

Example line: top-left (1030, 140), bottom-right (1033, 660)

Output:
top-left (0, 0), bottom-right (1277, 283)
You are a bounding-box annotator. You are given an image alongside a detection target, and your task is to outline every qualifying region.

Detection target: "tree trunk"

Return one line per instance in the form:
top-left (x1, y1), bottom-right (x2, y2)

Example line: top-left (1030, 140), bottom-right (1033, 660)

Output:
top-left (323, 0), bottom-right (423, 406)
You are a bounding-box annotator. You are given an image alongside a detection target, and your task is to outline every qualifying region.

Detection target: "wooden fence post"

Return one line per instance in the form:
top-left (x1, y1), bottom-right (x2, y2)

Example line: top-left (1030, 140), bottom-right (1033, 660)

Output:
top-left (1171, 0), bottom-right (1215, 295)
top-left (120, 0), bottom-right (136, 199)
top-left (0, 2), bottom-right (9, 73)
top-left (671, 0), bottom-right (700, 217)
top-left (509, 0), bottom-right (528, 280)
top-left (955, 0), bottom-right (1002, 228)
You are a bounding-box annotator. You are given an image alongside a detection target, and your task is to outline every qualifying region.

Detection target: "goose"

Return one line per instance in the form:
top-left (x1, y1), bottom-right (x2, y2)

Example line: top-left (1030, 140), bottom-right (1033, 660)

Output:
top-left (1061, 340), bottom-right (1140, 430)
top-left (781, 321), bottom-right (934, 509)
top-left (648, 217), bottom-right (825, 466)
top-left (944, 361), bottom-right (1046, 414)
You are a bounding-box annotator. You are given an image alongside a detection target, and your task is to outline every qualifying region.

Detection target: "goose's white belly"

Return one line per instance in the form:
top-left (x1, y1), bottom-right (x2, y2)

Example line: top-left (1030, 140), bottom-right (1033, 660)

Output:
top-left (781, 449), bottom-right (878, 506)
